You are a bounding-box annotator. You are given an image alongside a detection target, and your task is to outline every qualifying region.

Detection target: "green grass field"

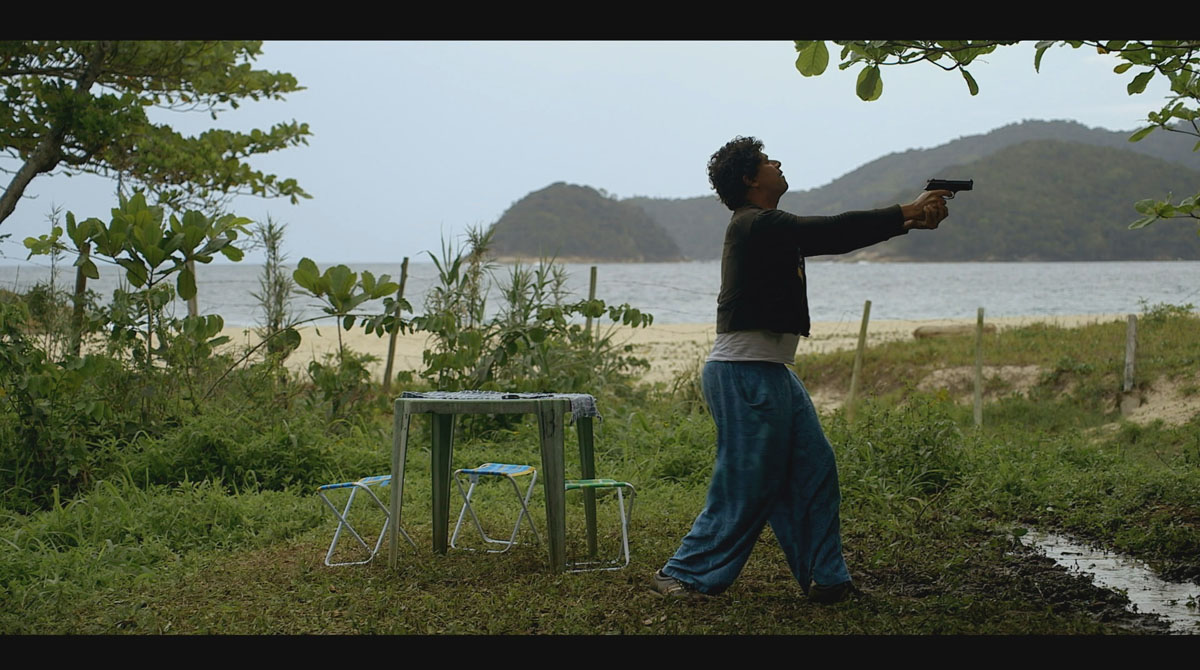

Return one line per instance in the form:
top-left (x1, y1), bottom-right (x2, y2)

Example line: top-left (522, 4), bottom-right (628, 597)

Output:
top-left (3, 309), bottom-right (1198, 634)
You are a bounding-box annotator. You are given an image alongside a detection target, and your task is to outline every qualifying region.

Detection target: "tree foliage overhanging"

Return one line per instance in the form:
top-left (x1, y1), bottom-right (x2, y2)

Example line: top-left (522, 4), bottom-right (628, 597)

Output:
top-left (791, 40), bottom-right (1200, 231)
top-left (0, 40), bottom-right (311, 225)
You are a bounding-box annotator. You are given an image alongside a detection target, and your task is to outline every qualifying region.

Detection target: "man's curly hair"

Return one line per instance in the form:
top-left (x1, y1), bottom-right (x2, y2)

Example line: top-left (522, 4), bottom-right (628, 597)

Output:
top-left (707, 136), bottom-right (765, 210)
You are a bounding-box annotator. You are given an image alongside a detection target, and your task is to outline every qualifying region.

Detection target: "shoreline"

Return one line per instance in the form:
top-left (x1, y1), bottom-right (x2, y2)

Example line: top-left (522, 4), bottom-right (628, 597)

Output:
top-left (220, 313), bottom-right (1129, 386)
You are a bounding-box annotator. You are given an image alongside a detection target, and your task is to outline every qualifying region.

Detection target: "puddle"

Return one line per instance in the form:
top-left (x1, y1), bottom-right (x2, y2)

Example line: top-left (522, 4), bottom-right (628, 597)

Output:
top-left (1020, 529), bottom-right (1200, 634)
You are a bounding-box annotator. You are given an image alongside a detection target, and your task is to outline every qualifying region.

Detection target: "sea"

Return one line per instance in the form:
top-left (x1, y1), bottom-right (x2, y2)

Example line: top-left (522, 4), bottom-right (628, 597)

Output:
top-left (2, 259), bottom-right (1199, 328)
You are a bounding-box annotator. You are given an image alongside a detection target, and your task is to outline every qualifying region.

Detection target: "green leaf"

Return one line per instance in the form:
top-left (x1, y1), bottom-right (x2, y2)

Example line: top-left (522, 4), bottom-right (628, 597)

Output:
top-left (1105, 40), bottom-right (1127, 52)
top-left (278, 327), bottom-right (301, 352)
top-left (961, 69), bottom-right (979, 96)
top-left (116, 258), bottom-right (148, 287)
top-left (326, 265), bottom-right (355, 299)
top-left (856, 65), bottom-right (883, 101)
top-left (80, 258), bottom-right (99, 280)
top-left (1133, 198), bottom-right (1158, 214)
top-left (343, 315), bottom-right (355, 330)
top-left (1034, 41), bottom-right (1055, 72)
top-left (294, 258), bottom-right (321, 293)
top-left (1127, 70), bottom-right (1154, 95)
top-left (220, 245), bottom-right (244, 262)
top-left (1113, 62), bottom-right (1133, 74)
top-left (177, 266), bottom-right (197, 300)
top-left (795, 41), bottom-right (830, 77)
top-left (374, 281), bottom-right (399, 299)
top-left (1128, 126), bottom-right (1156, 142)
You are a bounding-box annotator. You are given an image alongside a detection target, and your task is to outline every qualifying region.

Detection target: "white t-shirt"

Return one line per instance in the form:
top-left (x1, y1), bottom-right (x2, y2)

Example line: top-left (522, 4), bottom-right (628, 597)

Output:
top-left (706, 330), bottom-right (800, 365)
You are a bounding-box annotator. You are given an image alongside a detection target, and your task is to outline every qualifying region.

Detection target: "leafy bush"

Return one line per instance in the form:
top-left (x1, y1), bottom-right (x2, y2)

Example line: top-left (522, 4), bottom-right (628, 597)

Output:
top-left (305, 349), bottom-right (379, 425)
top-left (0, 302), bottom-right (140, 512)
top-left (117, 407), bottom-right (358, 493)
top-left (827, 393), bottom-right (968, 500)
top-left (414, 226), bottom-right (652, 393)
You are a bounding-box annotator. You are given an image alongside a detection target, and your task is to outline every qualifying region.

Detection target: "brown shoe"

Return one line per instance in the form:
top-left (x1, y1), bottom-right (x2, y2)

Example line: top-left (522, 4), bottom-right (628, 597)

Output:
top-left (809, 580), bottom-right (858, 605)
top-left (651, 570), bottom-right (708, 601)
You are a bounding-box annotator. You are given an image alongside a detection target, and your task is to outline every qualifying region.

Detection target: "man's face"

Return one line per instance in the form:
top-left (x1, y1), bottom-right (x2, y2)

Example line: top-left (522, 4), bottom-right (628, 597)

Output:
top-left (750, 152), bottom-right (788, 198)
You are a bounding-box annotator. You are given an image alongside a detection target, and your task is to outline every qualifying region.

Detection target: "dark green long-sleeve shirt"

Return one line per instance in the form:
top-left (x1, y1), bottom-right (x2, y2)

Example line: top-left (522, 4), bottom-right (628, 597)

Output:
top-left (715, 204), bottom-right (907, 336)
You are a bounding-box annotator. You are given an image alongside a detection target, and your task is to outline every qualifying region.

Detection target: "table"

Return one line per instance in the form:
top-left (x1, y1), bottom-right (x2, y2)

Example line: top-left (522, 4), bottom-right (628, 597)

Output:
top-left (387, 392), bottom-right (601, 572)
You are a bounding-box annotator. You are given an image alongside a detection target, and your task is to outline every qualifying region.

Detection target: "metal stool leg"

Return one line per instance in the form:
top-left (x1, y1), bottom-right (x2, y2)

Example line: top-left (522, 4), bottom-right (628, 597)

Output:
top-left (451, 465), bottom-right (541, 554)
top-left (505, 468), bottom-right (542, 547)
top-left (320, 477), bottom-right (415, 567)
top-left (565, 480), bottom-right (636, 572)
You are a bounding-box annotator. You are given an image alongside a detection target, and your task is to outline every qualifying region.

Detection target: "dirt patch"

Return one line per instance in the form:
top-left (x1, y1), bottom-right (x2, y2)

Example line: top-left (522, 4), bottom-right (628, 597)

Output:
top-left (997, 547), bottom-right (1172, 633)
top-left (809, 365), bottom-right (1044, 413)
top-left (1123, 371), bottom-right (1200, 427)
top-left (917, 364), bottom-right (1044, 400)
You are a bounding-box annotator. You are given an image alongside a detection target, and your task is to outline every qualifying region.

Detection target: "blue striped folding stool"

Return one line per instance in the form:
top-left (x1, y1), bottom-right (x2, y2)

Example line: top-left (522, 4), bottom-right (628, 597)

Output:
top-left (564, 478), bottom-right (636, 572)
top-left (318, 475), bottom-right (415, 567)
top-left (451, 463), bottom-right (541, 553)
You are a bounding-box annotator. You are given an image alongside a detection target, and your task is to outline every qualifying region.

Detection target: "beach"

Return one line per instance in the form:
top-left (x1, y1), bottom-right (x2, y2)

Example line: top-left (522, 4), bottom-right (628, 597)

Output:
top-left (220, 313), bottom-right (1128, 386)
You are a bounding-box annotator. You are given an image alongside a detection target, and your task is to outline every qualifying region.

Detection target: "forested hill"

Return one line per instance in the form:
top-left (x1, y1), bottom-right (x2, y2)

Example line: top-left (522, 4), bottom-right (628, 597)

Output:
top-left (857, 140), bottom-right (1200, 261)
top-left (489, 182), bottom-right (682, 261)
top-left (625, 120), bottom-right (1200, 261)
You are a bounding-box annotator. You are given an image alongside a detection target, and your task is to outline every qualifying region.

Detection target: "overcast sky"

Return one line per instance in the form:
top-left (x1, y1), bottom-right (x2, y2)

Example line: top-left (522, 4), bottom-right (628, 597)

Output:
top-left (0, 40), bottom-right (1176, 266)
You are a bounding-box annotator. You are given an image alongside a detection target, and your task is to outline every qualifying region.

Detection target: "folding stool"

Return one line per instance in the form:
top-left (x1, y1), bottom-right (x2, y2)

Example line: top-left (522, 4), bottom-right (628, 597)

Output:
top-left (318, 474), bottom-right (415, 566)
top-left (564, 478), bottom-right (636, 572)
top-left (450, 463), bottom-right (541, 553)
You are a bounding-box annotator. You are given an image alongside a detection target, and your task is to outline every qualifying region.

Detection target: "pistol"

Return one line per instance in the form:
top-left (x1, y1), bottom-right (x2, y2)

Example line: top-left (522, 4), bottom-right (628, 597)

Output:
top-left (925, 178), bottom-right (973, 199)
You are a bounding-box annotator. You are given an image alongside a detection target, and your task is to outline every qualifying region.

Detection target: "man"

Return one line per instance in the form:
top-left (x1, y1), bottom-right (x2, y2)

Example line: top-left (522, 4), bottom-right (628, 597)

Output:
top-left (651, 136), bottom-right (950, 603)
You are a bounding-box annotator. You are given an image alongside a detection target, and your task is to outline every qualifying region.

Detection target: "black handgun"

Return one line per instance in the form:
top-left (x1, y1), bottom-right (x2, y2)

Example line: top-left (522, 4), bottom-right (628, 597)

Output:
top-left (925, 178), bottom-right (973, 199)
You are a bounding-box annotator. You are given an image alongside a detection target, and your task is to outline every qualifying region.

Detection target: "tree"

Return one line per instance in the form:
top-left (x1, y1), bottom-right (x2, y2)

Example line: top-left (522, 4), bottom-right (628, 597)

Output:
top-left (791, 40), bottom-right (1200, 231)
top-left (0, 41), bottom-right (311, 227)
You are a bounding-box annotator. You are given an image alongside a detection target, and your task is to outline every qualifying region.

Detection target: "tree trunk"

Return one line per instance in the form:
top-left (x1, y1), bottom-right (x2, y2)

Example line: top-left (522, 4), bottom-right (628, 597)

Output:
top-left (71, 242), bottom-right (91, 357)
top-left (0, 41), bottom-right (113, 227)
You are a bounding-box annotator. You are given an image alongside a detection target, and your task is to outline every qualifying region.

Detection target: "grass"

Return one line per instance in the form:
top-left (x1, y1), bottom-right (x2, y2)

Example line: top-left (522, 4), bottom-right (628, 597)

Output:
top-left (3, 309), bottom-right (1198, 634)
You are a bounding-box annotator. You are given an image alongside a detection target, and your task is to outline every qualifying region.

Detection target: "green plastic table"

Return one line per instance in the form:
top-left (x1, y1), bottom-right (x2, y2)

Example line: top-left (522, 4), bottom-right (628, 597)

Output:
top-left (387, 394), bottom-right (600, 572)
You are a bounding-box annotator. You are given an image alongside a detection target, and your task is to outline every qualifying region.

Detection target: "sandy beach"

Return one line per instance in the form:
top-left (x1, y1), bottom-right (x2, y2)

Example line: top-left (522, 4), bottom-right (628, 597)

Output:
top-left (220, 313), bottom-right (1129, 387)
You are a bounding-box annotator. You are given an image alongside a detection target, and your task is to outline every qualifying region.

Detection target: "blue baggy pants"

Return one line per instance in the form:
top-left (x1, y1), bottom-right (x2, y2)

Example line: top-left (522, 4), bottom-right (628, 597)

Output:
top-left (662, 360), bottom-right (850, 595)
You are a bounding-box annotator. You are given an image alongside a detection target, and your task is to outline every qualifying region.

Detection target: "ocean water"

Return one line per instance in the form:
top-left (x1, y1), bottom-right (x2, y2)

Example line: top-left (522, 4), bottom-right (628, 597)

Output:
top-left (2, 259), bottom-right (1198, 327)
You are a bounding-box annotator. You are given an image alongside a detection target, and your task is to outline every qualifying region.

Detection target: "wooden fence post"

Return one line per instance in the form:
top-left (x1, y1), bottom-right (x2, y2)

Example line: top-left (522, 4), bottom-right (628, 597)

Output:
top-left (847, 300), bottom-right (871, 423)
top-left (584, 265), bottom-right (597, 338)
top-left (1121, 314), bottom-right (1138, 416)
top-left (974, 307), bottom-right (984, 427)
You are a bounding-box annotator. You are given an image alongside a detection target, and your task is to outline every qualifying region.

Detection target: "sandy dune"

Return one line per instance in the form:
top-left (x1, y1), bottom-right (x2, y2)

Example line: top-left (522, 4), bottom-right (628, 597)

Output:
top-left (219, 312), bottom-right (1200, 425)
top-left (220, 313), bottom-right (1128, 387)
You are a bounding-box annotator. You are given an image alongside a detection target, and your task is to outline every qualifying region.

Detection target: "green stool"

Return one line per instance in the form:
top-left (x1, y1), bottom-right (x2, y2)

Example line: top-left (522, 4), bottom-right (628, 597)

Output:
top-left (564, 478), bottom-right (636, 572)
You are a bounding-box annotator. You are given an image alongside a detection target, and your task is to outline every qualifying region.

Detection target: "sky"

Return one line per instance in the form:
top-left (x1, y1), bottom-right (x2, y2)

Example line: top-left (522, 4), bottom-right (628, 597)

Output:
top-left (0, 40), bottom-right (1177, 266)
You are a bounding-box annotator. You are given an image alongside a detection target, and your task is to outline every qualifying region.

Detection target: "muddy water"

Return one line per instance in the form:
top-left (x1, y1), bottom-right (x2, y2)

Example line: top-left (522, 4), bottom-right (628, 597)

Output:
top-left (1021, 530), bottom-right (1200, 634)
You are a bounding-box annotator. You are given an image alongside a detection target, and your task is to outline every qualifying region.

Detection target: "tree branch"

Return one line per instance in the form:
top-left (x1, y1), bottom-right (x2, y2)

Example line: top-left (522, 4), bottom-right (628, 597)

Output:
top-left (0, 42), bottom-right (113, 227)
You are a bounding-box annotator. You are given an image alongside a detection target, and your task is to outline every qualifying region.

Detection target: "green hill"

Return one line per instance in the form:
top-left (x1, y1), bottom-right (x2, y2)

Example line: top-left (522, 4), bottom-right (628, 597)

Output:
top-left (859, 140), bottom-right (1200, 261)
top-left (625, 120), bottom-right (1200, 261)
top-left (489, 182), bottom-right (681, 262)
